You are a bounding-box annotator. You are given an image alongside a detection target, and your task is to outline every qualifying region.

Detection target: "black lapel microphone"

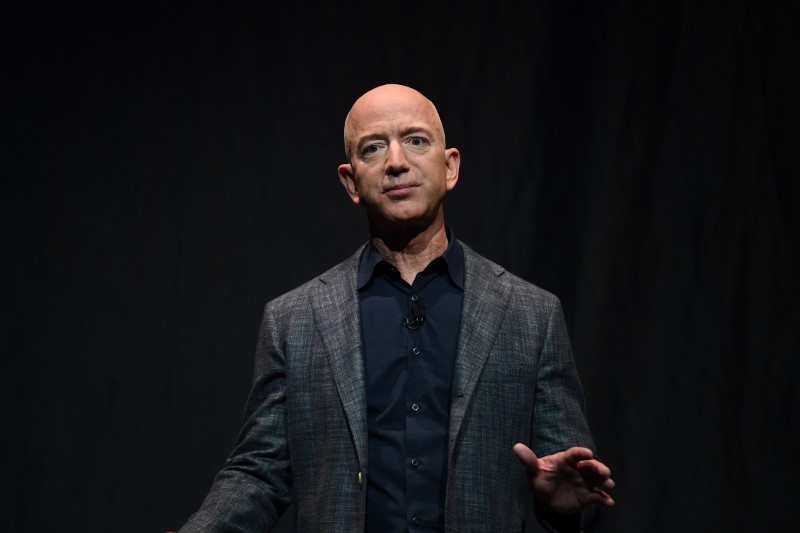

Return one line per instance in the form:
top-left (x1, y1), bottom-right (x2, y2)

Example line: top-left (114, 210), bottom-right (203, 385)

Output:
top-left (404, 297), bottom-right (426, 330)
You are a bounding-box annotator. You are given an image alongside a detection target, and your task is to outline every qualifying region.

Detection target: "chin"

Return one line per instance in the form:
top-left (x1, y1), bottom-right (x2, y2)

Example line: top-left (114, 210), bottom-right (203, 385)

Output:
top-left (385, 212), bottom-right (440, 232)
top-left (387, 208), bottom-right (431, 223)
top-left (366, 202), bottom-right (441, 231)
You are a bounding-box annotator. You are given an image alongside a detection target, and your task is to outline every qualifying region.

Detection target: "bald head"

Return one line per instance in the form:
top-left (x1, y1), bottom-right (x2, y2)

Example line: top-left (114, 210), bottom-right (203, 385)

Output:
top-left (343, 84), bottom-right (446, 161)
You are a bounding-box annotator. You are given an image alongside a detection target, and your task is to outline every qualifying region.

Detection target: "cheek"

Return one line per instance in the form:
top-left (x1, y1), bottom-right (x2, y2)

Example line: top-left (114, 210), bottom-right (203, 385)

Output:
top-left (358, 164), bottom-right (382, 182)
top-left (361, 177), bottom-right (382, 194)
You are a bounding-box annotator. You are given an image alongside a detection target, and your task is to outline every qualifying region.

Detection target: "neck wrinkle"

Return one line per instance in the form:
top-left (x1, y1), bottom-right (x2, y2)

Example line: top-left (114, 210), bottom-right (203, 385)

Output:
top-left (370, 221), bottom-right (448, 285)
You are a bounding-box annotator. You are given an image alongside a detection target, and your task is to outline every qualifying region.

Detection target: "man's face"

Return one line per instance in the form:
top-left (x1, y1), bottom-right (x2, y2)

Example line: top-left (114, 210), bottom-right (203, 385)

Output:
top-left (338, 85), bottom-right (460, 232)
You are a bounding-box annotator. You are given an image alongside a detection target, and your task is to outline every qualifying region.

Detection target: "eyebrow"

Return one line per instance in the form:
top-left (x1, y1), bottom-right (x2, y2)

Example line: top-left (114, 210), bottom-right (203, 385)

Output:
top-left (397, 126), bottom-right (435, 138)
top-left (355, 125), bottom-right (436, 149)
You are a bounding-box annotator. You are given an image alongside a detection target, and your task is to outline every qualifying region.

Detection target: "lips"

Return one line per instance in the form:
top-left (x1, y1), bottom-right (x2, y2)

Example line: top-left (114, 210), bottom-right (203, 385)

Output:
top-left (383, 183), bottom-right (419, 195)
top-left (383, 184), bottom-right (419, 200)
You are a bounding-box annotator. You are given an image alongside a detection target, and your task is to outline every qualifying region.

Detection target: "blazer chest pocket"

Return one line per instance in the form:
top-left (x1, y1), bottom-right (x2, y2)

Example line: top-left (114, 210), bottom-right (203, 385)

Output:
top-left (479, 361), bottom-right (534, 385)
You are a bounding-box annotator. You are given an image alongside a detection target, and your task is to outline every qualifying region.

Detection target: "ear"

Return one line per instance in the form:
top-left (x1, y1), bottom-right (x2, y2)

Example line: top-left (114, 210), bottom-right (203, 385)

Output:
top-left (444, 148), bottom-right (460, 191)
top-left (337, 163), bottom-right (361, 205)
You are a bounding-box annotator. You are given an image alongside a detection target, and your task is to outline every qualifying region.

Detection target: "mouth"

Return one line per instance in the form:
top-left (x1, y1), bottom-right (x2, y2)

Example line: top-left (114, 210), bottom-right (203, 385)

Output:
top-left (383, 183), bottom-right (419, 198)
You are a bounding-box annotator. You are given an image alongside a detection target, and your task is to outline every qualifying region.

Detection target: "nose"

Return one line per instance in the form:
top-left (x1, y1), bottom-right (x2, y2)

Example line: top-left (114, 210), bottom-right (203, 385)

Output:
top-left (385, 140), bottom-right (410, 176)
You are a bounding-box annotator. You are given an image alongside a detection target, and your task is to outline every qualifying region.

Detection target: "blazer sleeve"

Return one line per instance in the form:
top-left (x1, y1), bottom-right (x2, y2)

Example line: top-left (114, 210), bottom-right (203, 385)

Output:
top-left (531, 295), bottom-right (594, 455)
top-left (531, 296), bottom-right (597, 533)
top-left (179, 302), bottom-right (292, 533)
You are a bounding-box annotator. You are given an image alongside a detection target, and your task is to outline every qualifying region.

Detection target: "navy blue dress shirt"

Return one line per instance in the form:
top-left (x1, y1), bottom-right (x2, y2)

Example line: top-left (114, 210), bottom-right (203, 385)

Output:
top-left (358, 230), bottom-right (465, 532)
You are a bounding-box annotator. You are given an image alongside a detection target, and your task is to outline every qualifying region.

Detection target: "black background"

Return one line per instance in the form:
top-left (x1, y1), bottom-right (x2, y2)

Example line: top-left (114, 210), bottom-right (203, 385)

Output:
top-left (6, 1), bottom-right (798, 532)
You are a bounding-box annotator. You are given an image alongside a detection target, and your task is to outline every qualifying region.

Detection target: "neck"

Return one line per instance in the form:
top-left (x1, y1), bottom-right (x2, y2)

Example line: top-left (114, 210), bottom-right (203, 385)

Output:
top-left (369, 217), bottom-right (448, 285)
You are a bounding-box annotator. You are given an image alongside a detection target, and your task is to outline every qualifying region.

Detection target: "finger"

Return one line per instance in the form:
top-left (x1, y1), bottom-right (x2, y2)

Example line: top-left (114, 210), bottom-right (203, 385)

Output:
top-left (579, 474), bottom-right (611, 487)
top-left (562, 446), bottom-right (595, 464)
top-left (583, 475), bottom-right (616, 490)
top-left (512, 443), bottom-right (539, 471)
top-left (590, 488), bottom-right (615, 506)
top-left (576, 458), bottom-right (612, 478)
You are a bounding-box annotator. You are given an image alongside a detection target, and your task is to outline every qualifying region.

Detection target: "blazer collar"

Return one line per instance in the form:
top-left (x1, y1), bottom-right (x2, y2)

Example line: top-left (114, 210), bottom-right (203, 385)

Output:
top-left (309, 242), bottom-right (510, 472)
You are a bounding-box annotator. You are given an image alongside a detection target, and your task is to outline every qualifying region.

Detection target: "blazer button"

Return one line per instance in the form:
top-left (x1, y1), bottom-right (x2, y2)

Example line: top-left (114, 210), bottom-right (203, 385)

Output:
top-left (411, 516), bottom-right (421, 526)
top-left (411, 403), bottom-right (419, 412)
top-left (412, 346), bottom-right (421, 356)
top-left (411, 458), bottom-right (419, 467)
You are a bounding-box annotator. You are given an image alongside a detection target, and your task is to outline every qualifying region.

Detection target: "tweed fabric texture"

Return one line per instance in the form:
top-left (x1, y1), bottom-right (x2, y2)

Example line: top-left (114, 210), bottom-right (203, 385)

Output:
top-left (180, 242), bottom-right (593, 532)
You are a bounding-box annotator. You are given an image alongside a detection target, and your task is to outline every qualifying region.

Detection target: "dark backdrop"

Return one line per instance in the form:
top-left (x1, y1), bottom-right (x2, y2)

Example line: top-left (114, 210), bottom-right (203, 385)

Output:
top-left (6, 1), bottom-right (798, 532)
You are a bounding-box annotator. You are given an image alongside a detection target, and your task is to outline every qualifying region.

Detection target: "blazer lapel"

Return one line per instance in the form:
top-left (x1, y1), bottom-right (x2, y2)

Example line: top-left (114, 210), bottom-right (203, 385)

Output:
top-left (307, 243), bottom-right (511, 473)
top-left (311, 248), bottom-right (369, 469)
top-left (448, 244), bottom-right (511, 458)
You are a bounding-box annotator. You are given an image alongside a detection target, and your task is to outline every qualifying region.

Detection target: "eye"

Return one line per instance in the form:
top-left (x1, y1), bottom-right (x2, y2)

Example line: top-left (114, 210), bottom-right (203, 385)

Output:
top-left (360, 143), bottom-right (383, 158)
top-left (405, 136), bottom-right (430, 152)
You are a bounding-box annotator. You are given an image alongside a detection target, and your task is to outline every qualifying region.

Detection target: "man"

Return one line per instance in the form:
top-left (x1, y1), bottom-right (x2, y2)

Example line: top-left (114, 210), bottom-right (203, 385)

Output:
top-left (179, 84), bottom-right (614, 532)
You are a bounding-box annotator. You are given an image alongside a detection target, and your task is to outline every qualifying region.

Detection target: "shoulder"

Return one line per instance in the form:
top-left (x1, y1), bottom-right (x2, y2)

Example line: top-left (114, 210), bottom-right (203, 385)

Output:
top-left (265, 244), bottom-right (365, 313)
top-left (459, 240), bottom-right (560, 307)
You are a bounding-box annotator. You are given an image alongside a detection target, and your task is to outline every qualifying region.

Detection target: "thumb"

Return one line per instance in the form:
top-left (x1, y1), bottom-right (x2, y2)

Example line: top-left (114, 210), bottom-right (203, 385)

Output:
top-left (513, 443), bottom-right (539, 473)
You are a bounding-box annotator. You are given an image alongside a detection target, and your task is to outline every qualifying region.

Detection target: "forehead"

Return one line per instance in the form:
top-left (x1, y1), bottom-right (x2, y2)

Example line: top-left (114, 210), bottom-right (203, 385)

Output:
top-left (347, 92), bottom-right (440, 137)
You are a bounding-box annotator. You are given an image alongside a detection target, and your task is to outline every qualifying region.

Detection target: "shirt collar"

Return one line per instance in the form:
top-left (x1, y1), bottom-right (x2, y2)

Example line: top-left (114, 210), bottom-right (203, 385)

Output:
top-left (357, 226), bottom-right (465, 291)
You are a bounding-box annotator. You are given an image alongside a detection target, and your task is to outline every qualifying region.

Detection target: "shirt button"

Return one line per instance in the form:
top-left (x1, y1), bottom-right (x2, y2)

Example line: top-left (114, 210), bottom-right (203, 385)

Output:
top-left (411, 516), bottom-right (421, 526)
top-left (411, 458), bottom-right (419, 467)
top-left (411, 403), bottom-right (420, 412)
top-left (412, 346), bottom-right (421, 356)
top-left (411, 294), bottom-right (419, 302)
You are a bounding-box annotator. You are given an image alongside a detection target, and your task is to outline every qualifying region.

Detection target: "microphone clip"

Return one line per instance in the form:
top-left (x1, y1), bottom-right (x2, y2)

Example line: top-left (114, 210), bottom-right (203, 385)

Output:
top-left (404, 315), bottom-right (425, 330)
top-left (404, 297), bottom-right (426, 330)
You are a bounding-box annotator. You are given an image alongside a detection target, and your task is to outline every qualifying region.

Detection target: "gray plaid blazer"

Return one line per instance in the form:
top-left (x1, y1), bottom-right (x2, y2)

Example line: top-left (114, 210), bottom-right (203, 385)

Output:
top-left (180, 242), bottom-right (594, 532)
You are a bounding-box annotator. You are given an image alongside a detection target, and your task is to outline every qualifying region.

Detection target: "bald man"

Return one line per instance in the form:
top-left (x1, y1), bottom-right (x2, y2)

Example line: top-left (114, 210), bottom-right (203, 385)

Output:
top-left (178, 85), bottom-right (613, 533)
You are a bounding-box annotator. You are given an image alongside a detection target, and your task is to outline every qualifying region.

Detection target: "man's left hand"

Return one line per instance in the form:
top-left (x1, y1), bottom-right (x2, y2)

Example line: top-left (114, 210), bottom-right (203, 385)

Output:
top-left (513, 443), bottom-right (615, 515)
